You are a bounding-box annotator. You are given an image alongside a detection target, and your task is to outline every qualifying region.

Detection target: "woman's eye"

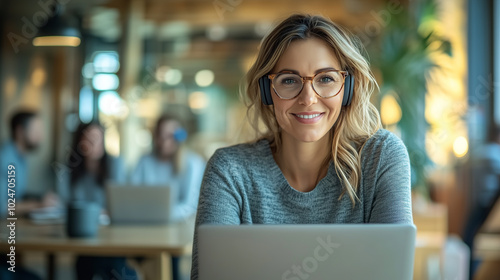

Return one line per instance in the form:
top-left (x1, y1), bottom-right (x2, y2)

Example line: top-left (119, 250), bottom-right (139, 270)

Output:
top-left (318, 76), bottom-right (335, 83)
top-left (280, 78), bottom-right (299, 85)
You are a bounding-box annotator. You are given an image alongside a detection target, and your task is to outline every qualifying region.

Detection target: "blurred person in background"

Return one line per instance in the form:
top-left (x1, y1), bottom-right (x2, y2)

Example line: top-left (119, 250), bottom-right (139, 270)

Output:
top-left (0, 110), bottom-right (48, 279)
top-left (464, 125), bottom-right (500, 277)
top-left (131, 114), bottom-right (206, 280)
top-left (59, 122), bottom-right (126, 206)
top-left (59, 121), bottom-right (137, 280)
top-left (0, 110), bottom-right (58, 217)
top-left (130, 114), bottom-right (206, 222)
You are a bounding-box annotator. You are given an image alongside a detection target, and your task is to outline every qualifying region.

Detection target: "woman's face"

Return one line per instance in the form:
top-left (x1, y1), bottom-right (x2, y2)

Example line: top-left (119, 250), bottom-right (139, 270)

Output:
top-left (155, 120), bottom-right (180, 159)
top-left (78, 126), bottom-right (105, 160)
top-left (270, 37), bottom-right (344, 143)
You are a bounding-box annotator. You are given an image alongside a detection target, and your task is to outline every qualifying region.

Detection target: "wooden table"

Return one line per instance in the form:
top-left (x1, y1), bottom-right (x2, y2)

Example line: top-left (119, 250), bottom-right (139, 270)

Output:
top-left (473, 197), bottom-right (500, 279)
top-left (0, 218), bottom-right (195, 280)
top-left (475, 196), bottom-right (500, 260)
top-left (412, 203), bottom-right (448, 280)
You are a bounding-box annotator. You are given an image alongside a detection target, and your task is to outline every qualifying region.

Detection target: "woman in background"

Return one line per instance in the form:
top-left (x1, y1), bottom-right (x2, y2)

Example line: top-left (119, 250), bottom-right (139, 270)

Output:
top-left (63, 122), bottom-right (137, 280)
top-left (66, 122), bottom-right (126, 206)
top-left (131, 114), bottom-right (206, 280)
top-left (131, 114), bottom-right (206, 222)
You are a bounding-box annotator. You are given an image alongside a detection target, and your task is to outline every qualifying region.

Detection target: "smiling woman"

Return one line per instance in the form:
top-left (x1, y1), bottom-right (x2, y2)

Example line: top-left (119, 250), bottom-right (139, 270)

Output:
top-left (191, 14), bottom-right (413, 280)
top-left (270, 38), bottom-right (347, 182)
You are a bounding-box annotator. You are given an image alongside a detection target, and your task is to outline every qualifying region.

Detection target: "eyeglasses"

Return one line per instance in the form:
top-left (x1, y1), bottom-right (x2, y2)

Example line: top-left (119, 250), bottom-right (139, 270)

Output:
top-left (268, 70), bottom-right (348, 100)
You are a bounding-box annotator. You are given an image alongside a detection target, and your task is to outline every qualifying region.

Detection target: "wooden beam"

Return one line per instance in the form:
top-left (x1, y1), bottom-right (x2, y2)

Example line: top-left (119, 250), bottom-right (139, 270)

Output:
top-left (143, 0), bottom-right (384, 27)
top-left (118, 0), bottom-right (145, 166)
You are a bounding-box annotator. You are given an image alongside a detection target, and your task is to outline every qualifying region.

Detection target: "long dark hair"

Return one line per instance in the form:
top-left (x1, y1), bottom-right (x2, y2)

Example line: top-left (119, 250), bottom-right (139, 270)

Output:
top-left (69, 122), bottom-right (109, 188)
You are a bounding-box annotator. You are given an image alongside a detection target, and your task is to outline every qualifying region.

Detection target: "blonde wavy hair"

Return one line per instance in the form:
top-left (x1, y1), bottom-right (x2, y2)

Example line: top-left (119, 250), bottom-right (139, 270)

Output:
top-left (242, 14), bottom-right (382, 205)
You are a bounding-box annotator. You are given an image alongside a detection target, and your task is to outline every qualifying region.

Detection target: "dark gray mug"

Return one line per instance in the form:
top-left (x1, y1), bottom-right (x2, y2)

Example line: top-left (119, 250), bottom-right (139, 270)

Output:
top-left (66, 201), bottom-right (100, 238)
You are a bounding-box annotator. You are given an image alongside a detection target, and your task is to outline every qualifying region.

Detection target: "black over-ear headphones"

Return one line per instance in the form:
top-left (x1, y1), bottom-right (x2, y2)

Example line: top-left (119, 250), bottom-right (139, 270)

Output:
top-left (258, 73), bottom-right (354, 106)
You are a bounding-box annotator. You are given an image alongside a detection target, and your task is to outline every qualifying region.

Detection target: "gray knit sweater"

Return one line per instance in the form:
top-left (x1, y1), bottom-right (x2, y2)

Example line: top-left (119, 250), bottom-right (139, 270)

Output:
top-left (191, 129), bottom-right (412, 279)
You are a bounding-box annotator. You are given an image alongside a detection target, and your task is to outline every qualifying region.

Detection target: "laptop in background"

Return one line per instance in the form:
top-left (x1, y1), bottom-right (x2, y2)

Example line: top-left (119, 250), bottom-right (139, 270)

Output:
top-left (198, 224), bottom-right (416, 280)
top-left (106, 184), bottom-right (173, 224)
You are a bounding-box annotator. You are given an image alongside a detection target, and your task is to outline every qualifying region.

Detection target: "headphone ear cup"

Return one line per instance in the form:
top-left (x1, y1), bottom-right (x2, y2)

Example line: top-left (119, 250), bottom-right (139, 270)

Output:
top-left (342, 74), bottom-right (354, 106)
top-left (173, 127), bottom-right (188, 142)
top-left (258, 76), bottom-right (273, 105)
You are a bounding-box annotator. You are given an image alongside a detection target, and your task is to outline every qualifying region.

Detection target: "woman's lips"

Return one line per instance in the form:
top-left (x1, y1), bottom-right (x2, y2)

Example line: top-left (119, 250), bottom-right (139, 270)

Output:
top-left (291, 112), bottom-right (325, 124)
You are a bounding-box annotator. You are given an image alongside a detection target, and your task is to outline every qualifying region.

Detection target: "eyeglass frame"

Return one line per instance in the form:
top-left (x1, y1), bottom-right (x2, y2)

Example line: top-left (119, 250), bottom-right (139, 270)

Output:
top-left (267, 69), bottom-right (349, 100)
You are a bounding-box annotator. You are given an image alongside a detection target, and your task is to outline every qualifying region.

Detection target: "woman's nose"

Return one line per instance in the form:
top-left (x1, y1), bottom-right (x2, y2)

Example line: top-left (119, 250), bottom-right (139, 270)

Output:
top-left (297, 80), bottom-right (318, 106)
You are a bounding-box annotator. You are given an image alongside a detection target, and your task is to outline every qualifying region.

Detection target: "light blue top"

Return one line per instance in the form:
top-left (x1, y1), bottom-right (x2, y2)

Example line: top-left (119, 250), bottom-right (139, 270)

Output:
top-left (130, 151), bottom-right (206, 222)
top-left (0, 141), bottom-right (28, 217)
top-left (57, 156), bottom-right (127, 209)
top-left (190, 129), bottom-right (413, 279)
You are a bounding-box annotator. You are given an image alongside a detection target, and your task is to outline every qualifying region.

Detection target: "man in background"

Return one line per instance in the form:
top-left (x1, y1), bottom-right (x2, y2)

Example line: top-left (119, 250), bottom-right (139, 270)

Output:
top-left (464, 125), bottom-right (500, 277)
top-left (0, 110), bottom-right (57, 217)
top-left (0, 110), bottom-right (51, 280)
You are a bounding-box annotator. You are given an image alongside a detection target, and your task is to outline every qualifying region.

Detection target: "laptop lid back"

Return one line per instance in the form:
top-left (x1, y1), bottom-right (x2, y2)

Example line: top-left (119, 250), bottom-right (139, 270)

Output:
top-left (198, 224), bottom-right (416, 280)
top-left (107, 185), bottom-right (172, 224)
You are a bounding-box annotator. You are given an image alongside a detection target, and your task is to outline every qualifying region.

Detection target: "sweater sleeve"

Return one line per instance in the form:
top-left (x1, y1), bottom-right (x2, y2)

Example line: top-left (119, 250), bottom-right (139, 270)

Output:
top-left (191, 149), bottom-right (242, 280)
top-left (368, 132), bottom-right (413, 224)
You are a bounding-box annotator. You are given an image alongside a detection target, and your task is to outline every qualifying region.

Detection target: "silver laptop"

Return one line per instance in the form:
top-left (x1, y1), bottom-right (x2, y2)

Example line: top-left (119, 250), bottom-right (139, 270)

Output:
top-left (198, 224), bottom-right (416, 280)
top-left (106, 184), bottom-right (173, 224)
